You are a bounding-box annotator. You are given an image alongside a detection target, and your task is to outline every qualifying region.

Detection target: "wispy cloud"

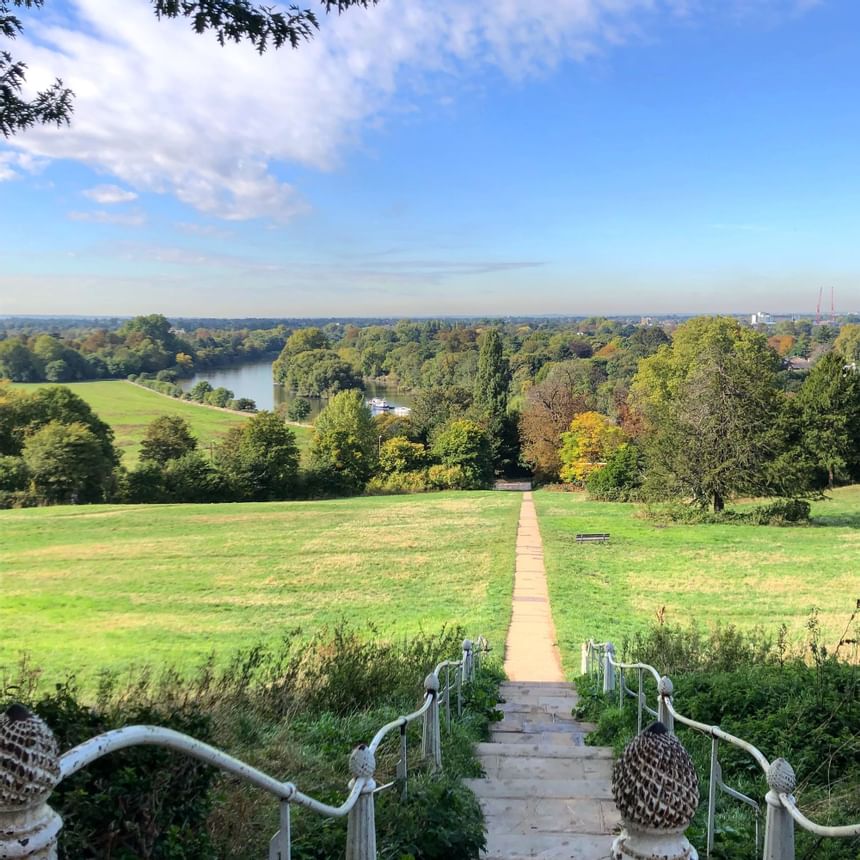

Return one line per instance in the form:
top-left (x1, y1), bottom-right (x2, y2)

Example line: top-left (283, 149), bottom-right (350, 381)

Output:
top-left (68, 209), bottom-right (147, 226)
top-left (82, 184), bottom-right (138, 204)
top-left (3, 0), bottom-right (821, 220)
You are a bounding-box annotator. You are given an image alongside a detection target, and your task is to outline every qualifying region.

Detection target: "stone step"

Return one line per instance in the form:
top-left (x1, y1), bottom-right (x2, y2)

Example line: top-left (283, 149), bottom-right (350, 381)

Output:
top-left (493, 716), bottom-right (585, 734)
top-left (481, 796), bottom-right (620, 836)
top-left (476, 743), bottom-right (614, 759)
top-left (479, 754), bottom-right (614, 782)
top-left (489, 731), bottom-right (586, 747)
top-left (483, 832), bottom-right (613, 859)
top-left (465, 777), bottom-right (613, 800)
top-left (496, 698), bottom-right (580, 714)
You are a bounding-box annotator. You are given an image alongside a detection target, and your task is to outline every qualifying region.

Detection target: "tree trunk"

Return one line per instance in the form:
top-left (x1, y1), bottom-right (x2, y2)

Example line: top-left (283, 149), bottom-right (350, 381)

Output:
top-left (828, 467), bottom-right (834, 490)
top-left (713, 491), bottom-right (725, 512)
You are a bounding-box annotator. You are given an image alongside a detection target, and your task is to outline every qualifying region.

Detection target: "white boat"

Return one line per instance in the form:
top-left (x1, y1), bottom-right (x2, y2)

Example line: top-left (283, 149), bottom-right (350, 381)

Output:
top-left (369, 397), bottom-right (392, 411)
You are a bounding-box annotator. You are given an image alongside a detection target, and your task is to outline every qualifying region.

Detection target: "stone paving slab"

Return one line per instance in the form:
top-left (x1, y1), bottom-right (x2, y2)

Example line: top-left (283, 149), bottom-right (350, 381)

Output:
top-left (484, 832), bottom-right (613, 859)
top-left (477, 743), bottom-right (614, 760)
top-left (465, 778), bottom-right (613, 799)
top-left (476, 492), bottom-right (615, 860)
top-left (481, 797), bottom-right (619, 836)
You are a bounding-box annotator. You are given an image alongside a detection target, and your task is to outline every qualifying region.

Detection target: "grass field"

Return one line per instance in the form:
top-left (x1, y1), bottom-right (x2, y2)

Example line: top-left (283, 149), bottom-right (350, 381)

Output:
top-left (0, 492), bottom-right (520, 688)
top-left (535, 486), bottom-right (860, 677)
top-left (15, 381), bottom-right (312, 465)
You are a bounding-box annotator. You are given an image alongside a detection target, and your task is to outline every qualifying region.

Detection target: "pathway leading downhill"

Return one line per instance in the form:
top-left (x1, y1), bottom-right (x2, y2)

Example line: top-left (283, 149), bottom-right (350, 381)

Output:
top-left (465, 492), bottom-right (618, 860)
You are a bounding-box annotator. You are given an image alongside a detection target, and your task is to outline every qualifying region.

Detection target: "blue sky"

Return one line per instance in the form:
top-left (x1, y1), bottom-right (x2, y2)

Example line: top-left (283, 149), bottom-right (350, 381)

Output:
top-left (1, 0), bottom-right (859, 317)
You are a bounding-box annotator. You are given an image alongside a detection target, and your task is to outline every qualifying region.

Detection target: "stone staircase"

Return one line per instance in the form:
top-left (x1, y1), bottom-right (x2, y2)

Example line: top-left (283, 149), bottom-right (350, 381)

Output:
top-left (465, 680), bottom-right (619, 860)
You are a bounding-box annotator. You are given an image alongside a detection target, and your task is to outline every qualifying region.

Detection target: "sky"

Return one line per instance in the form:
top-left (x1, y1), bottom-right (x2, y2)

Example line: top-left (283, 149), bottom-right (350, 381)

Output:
top-left (1, 0), bottom-right (859, 318)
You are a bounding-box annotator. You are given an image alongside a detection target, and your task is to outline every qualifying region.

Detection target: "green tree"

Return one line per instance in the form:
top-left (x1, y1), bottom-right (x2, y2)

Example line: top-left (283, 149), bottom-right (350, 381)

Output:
top-left (0, 339), bottom-right (40, 381)
top-left (431, 419), bottom-right (493, 489)
top-left (631, 316), bottom-right (784, 511)
top-left (188, 380), bottom-right (214, 401)
top-left (795, 352), bottom-right (860, 488)
top-left (22, 420), bottom-right (113, 503)
top-left (473, 328), bottom-right (509, 468)
top-left (11, 386), bottom-right (118, 467)
top-left (206, 386), bottom-right (234, 407)
top-left (217, 411), bottom-right (300, 500)
top-left (309, 390), bottom-right (376, 494)
top-left (585, 442), bottom-right (643, 500)
top-left (139, 415), bottom-right (198, 465)
top-left (287, 398), bottom-right (312, 421)
top-left (2, 1), bottom-right (378, 137)
top-left (274, 348), bottom-right (361, 396)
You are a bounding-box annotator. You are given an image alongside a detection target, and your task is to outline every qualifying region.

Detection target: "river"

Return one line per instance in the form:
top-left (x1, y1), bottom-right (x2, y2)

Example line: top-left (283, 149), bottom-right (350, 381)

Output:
top-left (180, 360), bottom-right (416, 419)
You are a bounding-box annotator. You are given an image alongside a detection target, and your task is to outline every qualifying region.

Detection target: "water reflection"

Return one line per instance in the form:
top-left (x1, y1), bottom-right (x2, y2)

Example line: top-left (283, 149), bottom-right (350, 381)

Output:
top-left (181, 361), bottom-right (415, 419)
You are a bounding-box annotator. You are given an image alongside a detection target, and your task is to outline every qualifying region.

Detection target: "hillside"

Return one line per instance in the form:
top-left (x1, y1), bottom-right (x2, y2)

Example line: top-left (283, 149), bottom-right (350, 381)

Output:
top-left (0, 491), bottom-right (520, 687)
top-left (15, 380), bottom-right (312, 465)
top-left (536, 485), bottom-right (860, 671)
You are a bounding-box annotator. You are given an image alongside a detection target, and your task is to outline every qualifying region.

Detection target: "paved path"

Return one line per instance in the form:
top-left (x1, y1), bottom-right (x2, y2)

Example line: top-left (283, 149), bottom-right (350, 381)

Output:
top-left (465, 492), bottom-right (617, 859)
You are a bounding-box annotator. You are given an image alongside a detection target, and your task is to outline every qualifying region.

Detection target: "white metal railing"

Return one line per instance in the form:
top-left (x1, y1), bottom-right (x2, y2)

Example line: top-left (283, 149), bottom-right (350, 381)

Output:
top-left (0, 636), bottom-right (490, 860)
top-left (583, 639), bottom-right (860, 860)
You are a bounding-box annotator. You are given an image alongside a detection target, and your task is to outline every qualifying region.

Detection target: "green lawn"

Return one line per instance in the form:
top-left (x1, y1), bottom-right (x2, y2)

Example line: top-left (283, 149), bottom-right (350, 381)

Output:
top-left (15, 381), bottom-right (312, 465)
top-left (535, 486), bottom-right (860, 678)
top-left (0, 492), bottom-right (520, 688)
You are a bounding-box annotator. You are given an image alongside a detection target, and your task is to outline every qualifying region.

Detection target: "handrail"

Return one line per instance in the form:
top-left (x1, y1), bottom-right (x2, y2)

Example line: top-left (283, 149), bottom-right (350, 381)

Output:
top-left (1, 636), bottom-right (491, 860)
top-left (584, 638), bottom-right (860, 859)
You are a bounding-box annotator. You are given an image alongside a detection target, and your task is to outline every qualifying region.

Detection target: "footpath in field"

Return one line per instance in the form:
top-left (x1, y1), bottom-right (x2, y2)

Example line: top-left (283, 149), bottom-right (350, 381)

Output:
top-left (465, 492), bottom-right (618, 859)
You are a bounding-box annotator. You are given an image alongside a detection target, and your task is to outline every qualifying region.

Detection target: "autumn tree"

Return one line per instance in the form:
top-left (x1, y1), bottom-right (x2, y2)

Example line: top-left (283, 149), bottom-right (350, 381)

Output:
top-left (558, 411), bottom-right (624, 485)
top-left (519, 378), bottom-right (588, 482)
top-left (631, 316), bottom-right (784, 511)
top-left (834, 324), bottom-right (860, 365)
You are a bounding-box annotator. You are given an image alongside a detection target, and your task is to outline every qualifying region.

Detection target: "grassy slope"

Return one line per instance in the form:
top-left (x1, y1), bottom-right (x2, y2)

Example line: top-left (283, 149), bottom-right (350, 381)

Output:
top-left (0, 492), bottom-right (520, 687)
top-left (535, 486), bottom-right (860, 677)
top-left (14, 381), bottom-right (312, 465)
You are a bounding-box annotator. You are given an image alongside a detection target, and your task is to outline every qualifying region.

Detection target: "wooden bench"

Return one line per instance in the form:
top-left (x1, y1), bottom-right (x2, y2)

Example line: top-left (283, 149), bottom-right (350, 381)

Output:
top-left (575, 533), bottom-right (610, 543)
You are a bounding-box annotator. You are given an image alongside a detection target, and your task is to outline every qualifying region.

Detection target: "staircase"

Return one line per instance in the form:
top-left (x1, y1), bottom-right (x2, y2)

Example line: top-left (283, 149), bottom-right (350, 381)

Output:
top-left (465, 681), bottom-right (618, 859)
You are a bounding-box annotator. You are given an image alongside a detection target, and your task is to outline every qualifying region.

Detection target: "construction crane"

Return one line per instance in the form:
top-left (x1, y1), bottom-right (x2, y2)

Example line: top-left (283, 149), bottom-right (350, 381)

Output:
top-left (816, 286), bottom-right (823, 325)
top-left (830, 286), bottom-right (836, 325)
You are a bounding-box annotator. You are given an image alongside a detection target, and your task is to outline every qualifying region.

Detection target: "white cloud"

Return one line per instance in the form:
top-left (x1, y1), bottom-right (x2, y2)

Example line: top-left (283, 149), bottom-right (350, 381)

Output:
top-left (83, 184), bottom-right (138, 204)
top-left (68, 209), bottom-right (147, 226)
top-left (3, 0), bottom-right (819, 219)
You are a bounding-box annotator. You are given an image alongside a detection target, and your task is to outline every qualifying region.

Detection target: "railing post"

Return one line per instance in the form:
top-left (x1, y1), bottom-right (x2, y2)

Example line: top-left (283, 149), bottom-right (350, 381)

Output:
top-left (396, 723), bottom-right (408, 801)
top-left (603, 643), bottom-right (616, 694)
top-left (581, 642), bottom-right (589, 676)
top-left (345, 744), bottom-right (377, 860)
top-left (0, 705), bottom-right (63, 860)
top-left (462, 639), bottom-right (473, 682)
top-left (763, 758), bottom-right (796, 860)
top-left (657, 676), bottom-right (675, 735)
top-left (611, 722), bottom-right (699, 860)
top-left (421, 673), bottom-right (442, 773)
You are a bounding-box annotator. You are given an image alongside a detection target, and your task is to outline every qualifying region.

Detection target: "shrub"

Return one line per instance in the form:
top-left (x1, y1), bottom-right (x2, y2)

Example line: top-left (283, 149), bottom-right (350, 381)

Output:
top-left (378, 436), bottom-right (430, 475)
top-left (366, 469), bottom-right (431, 494)
top-left (579, 621), bottom-right (859, 860)
top-left (3, 625), bottom-right (500, 860)
top-left (426, 463), bottom-right (472, 490)
top-left (430, 420), bottom-right (493, 488)
top-left (643, 498), bottom-right (811, 526)
top-left (586, 442), bottom-right (643, 501)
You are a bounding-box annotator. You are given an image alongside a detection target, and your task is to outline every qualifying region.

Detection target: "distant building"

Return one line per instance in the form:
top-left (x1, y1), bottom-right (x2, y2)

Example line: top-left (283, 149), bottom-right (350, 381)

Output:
top-left (751, 312), bottom-right (774, 326)
top-left (639, 316), bottom-right (654, 327)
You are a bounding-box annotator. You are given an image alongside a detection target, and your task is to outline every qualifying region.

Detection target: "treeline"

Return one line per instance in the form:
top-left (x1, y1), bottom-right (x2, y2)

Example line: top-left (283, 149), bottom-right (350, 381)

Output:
top-left (0, 314), bottom-right (287, 382)
top-left (0, 385), bottom-right (500, 508)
